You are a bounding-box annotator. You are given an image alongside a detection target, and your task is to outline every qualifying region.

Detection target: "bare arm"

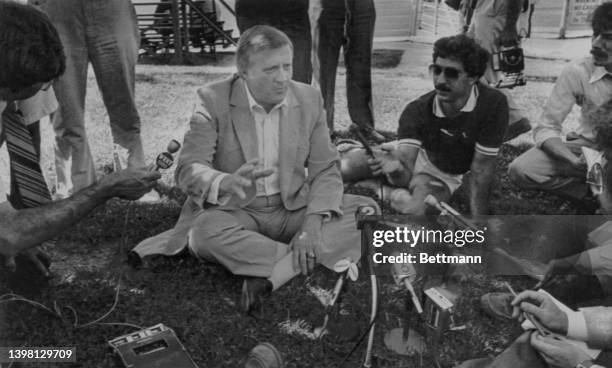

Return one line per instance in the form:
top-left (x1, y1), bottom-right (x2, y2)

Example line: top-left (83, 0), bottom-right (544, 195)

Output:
top-left (469, 152), bottom-right (496, 215)
top-left (0, 168), bottom-right (160, 258)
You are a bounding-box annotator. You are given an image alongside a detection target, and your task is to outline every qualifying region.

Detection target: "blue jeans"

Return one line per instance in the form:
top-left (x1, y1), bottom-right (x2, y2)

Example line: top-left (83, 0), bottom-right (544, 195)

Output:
top-left (317, 0), bottom-right (376, 132)
top-left (41, 0), bottom-right (145, 196)
top-left (235, 0), bottom-right (312, 84)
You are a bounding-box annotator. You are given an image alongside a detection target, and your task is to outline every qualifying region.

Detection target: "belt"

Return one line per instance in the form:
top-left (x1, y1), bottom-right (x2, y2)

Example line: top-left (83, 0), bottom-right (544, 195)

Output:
top-left (247, 194), bottom-right (283, 208)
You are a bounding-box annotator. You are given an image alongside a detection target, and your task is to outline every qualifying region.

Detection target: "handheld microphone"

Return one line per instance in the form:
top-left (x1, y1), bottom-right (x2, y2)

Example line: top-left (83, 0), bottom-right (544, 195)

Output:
top-left (154, 139), bottom-right (181, 171)
top-left (348, 124), bottom-right (375, 158)
top-left (424, 194), bottom-right (479, 231)
top-left (390, 251), bottom-right (423, 314)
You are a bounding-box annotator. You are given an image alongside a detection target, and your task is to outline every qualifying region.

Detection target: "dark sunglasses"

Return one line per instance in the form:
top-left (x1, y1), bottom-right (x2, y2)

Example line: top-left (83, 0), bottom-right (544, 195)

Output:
top-left (429, 64), bottom-right (465, 80)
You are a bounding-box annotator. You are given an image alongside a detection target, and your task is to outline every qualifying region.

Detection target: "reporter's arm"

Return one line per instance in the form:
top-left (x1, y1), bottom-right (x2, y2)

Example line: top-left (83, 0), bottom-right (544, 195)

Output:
top-left (0, 169), bottom-right (159, 257)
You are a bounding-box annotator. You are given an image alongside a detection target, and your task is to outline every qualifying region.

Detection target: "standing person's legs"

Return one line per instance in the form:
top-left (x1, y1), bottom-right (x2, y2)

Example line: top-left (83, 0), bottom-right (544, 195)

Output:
top-left (469, 12), bottom-right (529, 139)
top-left (318, 0), bottom-right (345, 132)
top-left (45, 0), bottom-right (96, 196)
top-left (86, 0), bottom-right (145, 169)
top-left (344, 0), bottom-right (376, 131)
top-left (235, 0), bottom-right (265, 32)
top-left (278, 0), bottom-right (312, 84)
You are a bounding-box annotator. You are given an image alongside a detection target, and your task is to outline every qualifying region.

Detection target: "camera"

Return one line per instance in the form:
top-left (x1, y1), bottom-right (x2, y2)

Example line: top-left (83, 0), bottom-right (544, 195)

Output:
top-left (492, 45), bottom-right (527, 89)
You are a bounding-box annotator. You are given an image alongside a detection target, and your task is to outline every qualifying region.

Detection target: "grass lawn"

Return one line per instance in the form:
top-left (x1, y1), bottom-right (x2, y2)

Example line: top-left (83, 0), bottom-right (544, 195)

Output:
top-left (0, 49), bottom-right (592, 367)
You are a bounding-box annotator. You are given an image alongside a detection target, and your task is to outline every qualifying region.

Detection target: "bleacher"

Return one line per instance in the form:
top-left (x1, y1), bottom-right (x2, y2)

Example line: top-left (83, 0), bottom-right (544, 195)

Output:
top-left (133, 0), bottom-right (238, 61)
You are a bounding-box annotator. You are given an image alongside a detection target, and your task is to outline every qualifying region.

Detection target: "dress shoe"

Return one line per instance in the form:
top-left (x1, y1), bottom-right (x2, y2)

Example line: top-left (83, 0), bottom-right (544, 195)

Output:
top-left (503, 117), bottom-right (531, 142)
top-left (244, 342), bottom-right (284, 368)
top-left (480, 292), bottom-right (514, 320)
top-left (241, 278), bottom-right (272, 314)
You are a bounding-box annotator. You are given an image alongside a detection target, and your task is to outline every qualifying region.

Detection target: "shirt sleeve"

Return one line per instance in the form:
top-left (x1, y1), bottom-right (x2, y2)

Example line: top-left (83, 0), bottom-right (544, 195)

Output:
top-left (397, 102), bottom-right (424, 149)
top-left (205, 173), bottom-right (230, 206)
top-left (567, 310), bottom-right (589, 341)
top-left (475, 89), bottom-right (509, 156)
top-left (575, 243), bottom-right (612, 295)
top-left (533, 63), bottom-right (582, 147)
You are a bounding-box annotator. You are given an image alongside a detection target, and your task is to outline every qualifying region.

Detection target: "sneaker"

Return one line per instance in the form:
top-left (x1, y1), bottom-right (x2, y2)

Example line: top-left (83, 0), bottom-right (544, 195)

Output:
top-left (480, 292), bottom-right (514, 320)
top-left (244, 342), bottom-right (284, 368)
top-left (241, 278), bottom-right (272, 314)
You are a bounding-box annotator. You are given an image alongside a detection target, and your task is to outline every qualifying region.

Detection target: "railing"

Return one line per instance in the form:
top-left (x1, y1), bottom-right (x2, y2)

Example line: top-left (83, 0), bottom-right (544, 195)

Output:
top-left (133, 0), bottom-right (237, 63)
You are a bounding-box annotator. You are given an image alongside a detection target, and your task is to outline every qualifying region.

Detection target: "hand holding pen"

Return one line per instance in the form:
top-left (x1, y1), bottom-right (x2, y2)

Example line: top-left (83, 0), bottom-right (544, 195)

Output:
top-left (505, 283), bottom-right (568, 336)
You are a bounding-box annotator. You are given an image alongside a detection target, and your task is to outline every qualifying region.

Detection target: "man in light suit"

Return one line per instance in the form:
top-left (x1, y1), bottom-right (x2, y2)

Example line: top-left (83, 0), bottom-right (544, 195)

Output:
top-left (132, 25), bottom-right (378, 313)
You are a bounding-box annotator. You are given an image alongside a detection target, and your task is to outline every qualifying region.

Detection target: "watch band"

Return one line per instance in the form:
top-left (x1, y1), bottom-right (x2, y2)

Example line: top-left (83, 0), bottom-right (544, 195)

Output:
top-left (576, 360), bottom-right (595, 368)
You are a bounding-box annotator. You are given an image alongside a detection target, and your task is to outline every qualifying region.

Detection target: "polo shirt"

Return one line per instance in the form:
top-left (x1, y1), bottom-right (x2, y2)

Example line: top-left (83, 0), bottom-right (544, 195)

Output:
top-left (397, 82), bottom-right (509, 175)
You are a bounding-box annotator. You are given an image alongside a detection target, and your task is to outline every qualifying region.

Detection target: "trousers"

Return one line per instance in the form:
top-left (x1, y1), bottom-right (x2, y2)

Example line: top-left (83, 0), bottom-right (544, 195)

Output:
top-left (508, 137), bottom-right (593, 200)
top-left (317, 0), bottom-right (376, 131)
top-left (41, 0), bottom-right (145, 196)
top-left (188, 194), bottom-right (377, 277)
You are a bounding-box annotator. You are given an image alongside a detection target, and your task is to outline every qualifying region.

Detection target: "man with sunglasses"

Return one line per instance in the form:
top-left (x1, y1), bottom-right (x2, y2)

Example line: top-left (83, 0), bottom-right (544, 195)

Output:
top-left (508, 3), bottom-right (612, 206)
top-left (341, 34), bottom-right (508, 216)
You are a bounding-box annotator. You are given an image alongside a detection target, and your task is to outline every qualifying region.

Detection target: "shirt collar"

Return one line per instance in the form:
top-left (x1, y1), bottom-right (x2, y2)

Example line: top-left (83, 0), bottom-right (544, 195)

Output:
top-left (433, 84), bottom-right (479, 118)
top-left (589, 66), bottom-right (612, 84)
top-left (243, 80), bottom-right (288, 113)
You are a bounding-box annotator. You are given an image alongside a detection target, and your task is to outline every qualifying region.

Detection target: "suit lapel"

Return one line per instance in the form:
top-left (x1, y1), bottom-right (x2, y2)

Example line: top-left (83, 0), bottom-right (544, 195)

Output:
top-left (230, 77), bottom-right (258, 162)
top-left (279, 86), bottom-right (300, 193)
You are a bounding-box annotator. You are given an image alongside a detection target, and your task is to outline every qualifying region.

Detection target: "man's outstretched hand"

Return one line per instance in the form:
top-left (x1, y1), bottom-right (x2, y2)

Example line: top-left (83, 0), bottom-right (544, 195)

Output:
top-left (99, 167), bottom-right (161, 200)
top-left (219, 159), bottom-right (275, 200)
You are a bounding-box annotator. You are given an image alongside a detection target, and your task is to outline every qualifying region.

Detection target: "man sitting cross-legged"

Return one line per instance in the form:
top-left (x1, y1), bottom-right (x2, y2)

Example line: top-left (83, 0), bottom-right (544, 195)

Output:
top-left (508, 2), bottom-right (612, 204)
top-left (340, 34), bottom-right (508, 216)
top-left (132, 25), bottom-right (378, 314)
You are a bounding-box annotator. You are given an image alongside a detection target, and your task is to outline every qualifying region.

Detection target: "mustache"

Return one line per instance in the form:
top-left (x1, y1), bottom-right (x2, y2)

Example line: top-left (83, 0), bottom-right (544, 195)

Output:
top-left (591, 48), bottom-right (608, 58)
top-left (435, 84), bottom-right (451, 92)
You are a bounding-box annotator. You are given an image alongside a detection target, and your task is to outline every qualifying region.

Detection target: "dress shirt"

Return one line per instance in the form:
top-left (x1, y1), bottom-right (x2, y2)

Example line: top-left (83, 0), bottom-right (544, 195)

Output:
top-left (534, 57), bottom-right (612, 147)
top-left (206, 79), bottom-right (286, 204)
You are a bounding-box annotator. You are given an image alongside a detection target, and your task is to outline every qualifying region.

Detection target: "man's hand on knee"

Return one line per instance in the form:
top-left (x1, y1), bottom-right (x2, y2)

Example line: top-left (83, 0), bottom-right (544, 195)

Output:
top-left (291, 214), bottom-right (324, 275)
top-left (219, 159), bottom-right (275, 200)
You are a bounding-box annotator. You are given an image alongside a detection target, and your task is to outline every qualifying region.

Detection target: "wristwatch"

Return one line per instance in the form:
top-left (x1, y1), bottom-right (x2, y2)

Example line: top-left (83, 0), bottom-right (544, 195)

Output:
top-left (575, 360), bottom-right (595, 368)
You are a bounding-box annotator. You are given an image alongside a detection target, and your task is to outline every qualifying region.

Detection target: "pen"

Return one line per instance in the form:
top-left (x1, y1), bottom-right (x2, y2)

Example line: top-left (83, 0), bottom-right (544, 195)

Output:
top-left (504, 282), bottom-right (549, 336)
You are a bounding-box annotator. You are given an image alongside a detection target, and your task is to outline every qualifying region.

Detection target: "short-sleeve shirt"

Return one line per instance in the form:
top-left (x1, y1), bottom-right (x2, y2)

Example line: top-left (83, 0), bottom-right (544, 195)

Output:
top-left (397, 82), bottom-right (509, 175)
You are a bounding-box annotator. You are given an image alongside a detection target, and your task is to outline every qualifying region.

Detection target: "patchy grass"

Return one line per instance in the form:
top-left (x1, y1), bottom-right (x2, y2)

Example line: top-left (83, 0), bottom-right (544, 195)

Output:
top-left (0, 51), bottom-right (587, 367)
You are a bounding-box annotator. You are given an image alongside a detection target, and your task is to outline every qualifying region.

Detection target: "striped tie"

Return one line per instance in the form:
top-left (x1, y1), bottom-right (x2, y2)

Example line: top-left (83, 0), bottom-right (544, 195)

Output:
top-left (2, 106), bottom-right (51, 208)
